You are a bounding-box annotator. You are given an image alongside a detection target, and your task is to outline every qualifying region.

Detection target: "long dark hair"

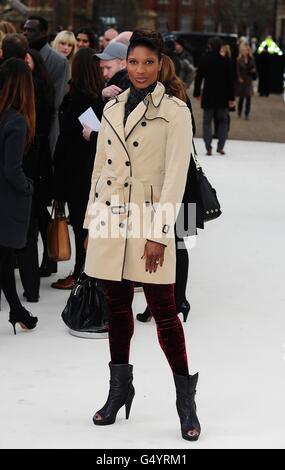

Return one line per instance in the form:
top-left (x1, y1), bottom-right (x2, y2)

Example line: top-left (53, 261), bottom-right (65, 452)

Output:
top-left (71, 48), bottom-right (104, 101)
top-left (27, 48), bottom-right (55, 115)
top-left (0, 58), bottom-right (36, 150)
top-left (159, 53), bottom-right (187, 103)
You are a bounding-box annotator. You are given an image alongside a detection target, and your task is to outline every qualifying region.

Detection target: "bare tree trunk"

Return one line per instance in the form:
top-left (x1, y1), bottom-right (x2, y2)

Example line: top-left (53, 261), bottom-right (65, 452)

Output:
top-left (53, 0), bottom-right (73, 29)
top-left (5, 0), bottom-right (29, 16)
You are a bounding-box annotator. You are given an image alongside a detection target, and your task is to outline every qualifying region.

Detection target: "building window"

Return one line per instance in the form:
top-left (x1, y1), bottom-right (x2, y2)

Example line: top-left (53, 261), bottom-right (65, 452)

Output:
top-left (181, 0), bottom-right (192, 5)
top-left (158, 0), bottom-right (169, 4)
top-left (158, 14), bottom-right (168, 30)
top-left (204, 16), bottom-right (215, 32)
top-left (180, 15), bottom-right (192, 31)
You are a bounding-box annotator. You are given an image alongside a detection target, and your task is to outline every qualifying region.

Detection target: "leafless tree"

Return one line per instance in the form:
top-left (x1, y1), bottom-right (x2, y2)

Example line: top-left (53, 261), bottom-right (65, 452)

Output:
top-left (4, 0), bottom-right (29, 16)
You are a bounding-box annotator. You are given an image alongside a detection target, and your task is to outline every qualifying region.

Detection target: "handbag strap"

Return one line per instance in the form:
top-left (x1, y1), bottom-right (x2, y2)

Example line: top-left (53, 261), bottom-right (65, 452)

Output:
top-left (51, 200), bottom-right (66, 219)
top-left (192, 140), bottom-right (202, 170)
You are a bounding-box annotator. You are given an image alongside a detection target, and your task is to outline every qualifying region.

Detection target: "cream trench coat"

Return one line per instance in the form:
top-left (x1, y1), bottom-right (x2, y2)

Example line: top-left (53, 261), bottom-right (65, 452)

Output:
top-left (83, 82), bottom-right (192, 284)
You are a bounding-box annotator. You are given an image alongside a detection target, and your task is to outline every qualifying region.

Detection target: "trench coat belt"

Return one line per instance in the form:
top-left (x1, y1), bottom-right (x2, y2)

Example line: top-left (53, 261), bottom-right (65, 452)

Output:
top-left (106, 175), bottom-right (163, 215)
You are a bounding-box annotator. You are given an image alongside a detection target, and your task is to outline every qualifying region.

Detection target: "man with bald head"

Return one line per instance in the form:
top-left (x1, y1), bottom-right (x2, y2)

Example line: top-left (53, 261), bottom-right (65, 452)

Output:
top-left (102, 28), bottom-right (119, 49)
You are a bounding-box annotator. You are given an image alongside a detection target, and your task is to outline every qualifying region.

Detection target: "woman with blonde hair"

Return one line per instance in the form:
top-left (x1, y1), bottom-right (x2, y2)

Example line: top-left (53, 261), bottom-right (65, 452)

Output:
top-left (53, 30), bottom-right (77, 79)
top-left (0, 58), bottom-right (38, 334)
top-left (236, 43), bottom-right (256, 119)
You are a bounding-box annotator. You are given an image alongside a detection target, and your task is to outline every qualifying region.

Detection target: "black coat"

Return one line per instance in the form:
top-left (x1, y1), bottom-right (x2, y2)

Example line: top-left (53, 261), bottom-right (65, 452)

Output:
top-left (194, 51), bottom-right (235, 109)
top-left (24, 76), bottom-right (54, 207)
top-left (107, 69), bottom-right (130, 93)
top-left (53, 88), bottom-right (104, 207)
top-left (0, 109), bottom-right (33, 249)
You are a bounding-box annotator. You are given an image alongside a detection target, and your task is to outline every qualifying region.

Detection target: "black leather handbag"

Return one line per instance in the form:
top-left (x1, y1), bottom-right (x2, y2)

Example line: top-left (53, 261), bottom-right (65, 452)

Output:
top-left (61, 273), bottom-right (109, 337)
top-left (182, 145), bottom-right (222, 230)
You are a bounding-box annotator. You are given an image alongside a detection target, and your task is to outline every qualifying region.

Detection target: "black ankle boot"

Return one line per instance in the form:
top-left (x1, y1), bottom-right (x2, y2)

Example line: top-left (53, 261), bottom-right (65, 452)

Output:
top-left (136, 307), bottom-right (152, 323)
top-left (174, 373), bottom-right (201, 441)
top-left (93, 362), bottom-right (135, 426)
top-left (9, 308), bottom-right (38, 335)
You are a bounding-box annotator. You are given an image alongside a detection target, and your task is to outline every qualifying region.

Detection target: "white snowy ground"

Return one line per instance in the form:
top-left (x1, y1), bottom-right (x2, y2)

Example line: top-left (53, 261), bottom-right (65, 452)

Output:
top-left (1, 138), bottom-right (285, 449)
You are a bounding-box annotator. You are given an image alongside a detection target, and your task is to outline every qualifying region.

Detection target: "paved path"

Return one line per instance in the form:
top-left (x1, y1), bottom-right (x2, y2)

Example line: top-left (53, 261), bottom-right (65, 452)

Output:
top-left (191, 92), bottom-right (285, 144)
top-left (1, 139), bottom-right (285, 449)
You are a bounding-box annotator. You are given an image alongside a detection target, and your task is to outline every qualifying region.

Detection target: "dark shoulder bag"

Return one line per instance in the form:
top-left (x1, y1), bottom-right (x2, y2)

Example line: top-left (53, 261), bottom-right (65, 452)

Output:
top-left (62, 273), bottom-right (109, 337)
top-left (183, 142), bottom-right (222, 230)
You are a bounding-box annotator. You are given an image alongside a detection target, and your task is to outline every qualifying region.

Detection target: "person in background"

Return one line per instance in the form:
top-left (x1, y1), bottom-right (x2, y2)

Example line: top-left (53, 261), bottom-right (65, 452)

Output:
top-left (23, 16), bottom-right (68, 155)
top-left (75, 27), bottom-right (98, 51)
top-left (175, 38), bottom-right (195, 89)
top-left (26, 49), bottom-right (55, 280)
top-left (236, 43), bottom-right (256, 119)
top-left (84, 30), bottom-right (201, 442)
top-left (52, 30), bottom-right (77, 79)
top-left (0, 58), bottom-right (38, 334)
top-left (52, 48), bottom-right (104, 290)
top-left (102, 28), bottom-right (119, 49)
top-left (0, 21), bottom-right (16, 35)
top-left (114, 31), bottom-right (132, 47)
top-left (95, 41), bottom-right (129, 101)
top-left (194, 37), bottom-right (235, 156)
top-left (2, 33), bottom-right (55, 298)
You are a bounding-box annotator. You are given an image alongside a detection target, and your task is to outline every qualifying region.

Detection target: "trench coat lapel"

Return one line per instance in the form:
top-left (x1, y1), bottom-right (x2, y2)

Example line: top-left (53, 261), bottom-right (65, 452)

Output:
top-left (103, 95), bottom-right (128, 150)
top-left (124, 100), bottom-right (148, 140)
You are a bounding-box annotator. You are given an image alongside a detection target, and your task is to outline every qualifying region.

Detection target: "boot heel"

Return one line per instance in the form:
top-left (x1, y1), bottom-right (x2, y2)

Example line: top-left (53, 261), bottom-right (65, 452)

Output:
top-left (125, 388), bottom-right (135, 420)
top-left (9, 321), bottom-right (16, 335)
top-left (182, 308), bottom-right (190, 323)
top-left (178, 301), bottom-right (190, 323)
top-left (93, 363), bottom-right (134, 426)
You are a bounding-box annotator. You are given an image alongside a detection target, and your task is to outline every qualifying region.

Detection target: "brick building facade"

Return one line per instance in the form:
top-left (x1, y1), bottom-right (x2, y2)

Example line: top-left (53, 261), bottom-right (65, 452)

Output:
top-left (0, 0), bottom-right (277, 38)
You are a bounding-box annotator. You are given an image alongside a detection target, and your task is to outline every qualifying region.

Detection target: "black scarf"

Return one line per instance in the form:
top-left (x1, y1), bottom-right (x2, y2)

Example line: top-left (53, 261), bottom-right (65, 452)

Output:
top-left (124, 82), bottom-right (157, 125)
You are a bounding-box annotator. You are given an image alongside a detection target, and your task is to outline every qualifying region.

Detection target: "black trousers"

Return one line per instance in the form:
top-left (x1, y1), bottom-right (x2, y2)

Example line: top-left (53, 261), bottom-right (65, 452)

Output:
top-left (17, 213), bottom-right (40, 299)
top-left (175, 235), bottom-right (190, 307)
top-left (0, 246), bottom-right (23, 312)
top-left (68, 199), bottom-right (88, 280)
top-left (238, 96), bottom-right (251, 116)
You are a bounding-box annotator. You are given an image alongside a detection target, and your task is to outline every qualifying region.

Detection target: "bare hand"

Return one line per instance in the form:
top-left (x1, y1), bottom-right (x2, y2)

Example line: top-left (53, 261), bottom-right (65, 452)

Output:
top-left (82, 125), bottom-right (94, 142)
top-left (228, 100), bottom-right (236, 108)
top-left (141, 241), bottom-right (165, 274)
top-left (102, 85), bottom-right (122, 99)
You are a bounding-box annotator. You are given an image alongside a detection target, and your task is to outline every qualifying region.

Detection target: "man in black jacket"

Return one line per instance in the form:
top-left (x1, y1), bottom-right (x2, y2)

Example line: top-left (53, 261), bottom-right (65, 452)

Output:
top-left (194, 37), bottom-right (235, 155)
top-left (95, 41), bottom-right (130, 101)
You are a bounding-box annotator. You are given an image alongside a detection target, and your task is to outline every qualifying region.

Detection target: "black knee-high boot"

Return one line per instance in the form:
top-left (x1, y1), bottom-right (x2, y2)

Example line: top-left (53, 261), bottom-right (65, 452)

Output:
top-left (174, 373), bottom-right (201, 441)
top-left (93, 362), bottom-right (135, 426)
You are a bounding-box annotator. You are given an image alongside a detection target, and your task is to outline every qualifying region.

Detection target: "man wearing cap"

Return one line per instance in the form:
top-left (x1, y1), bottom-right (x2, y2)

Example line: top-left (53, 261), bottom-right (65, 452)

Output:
top-left (96, 41), bottom-right (130, 100)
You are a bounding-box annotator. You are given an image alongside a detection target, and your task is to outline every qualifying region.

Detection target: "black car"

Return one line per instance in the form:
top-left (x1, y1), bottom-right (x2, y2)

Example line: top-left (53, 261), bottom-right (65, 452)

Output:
top-left (170, 31), bottom-right (238, 66)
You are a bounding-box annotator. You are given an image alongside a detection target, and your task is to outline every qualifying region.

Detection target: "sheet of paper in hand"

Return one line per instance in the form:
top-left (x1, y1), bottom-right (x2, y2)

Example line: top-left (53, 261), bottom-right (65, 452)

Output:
top-left (78, 107), bottom-right (101, 131)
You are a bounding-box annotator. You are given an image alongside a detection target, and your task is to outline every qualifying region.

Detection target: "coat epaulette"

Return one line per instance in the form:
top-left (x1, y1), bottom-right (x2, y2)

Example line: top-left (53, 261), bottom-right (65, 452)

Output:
top-left (165, 94), bottom-right (188, 108)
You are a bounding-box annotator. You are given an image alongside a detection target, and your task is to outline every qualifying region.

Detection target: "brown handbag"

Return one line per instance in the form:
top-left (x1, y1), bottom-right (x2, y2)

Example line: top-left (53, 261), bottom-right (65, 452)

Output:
top-left (47, 201), bottom-right (71, 262)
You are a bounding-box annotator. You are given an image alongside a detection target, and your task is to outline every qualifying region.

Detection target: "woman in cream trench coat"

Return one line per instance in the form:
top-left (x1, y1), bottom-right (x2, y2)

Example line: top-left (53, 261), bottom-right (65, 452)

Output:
top-left (84, 81), bottom-right (191, 284)
top-left (83, 31), bottom-right (201, 442)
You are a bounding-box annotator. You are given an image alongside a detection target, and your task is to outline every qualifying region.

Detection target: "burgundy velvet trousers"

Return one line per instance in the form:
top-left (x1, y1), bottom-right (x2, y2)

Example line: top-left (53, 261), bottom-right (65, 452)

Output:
top-left (103, 279), bottom-right (189, 376)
